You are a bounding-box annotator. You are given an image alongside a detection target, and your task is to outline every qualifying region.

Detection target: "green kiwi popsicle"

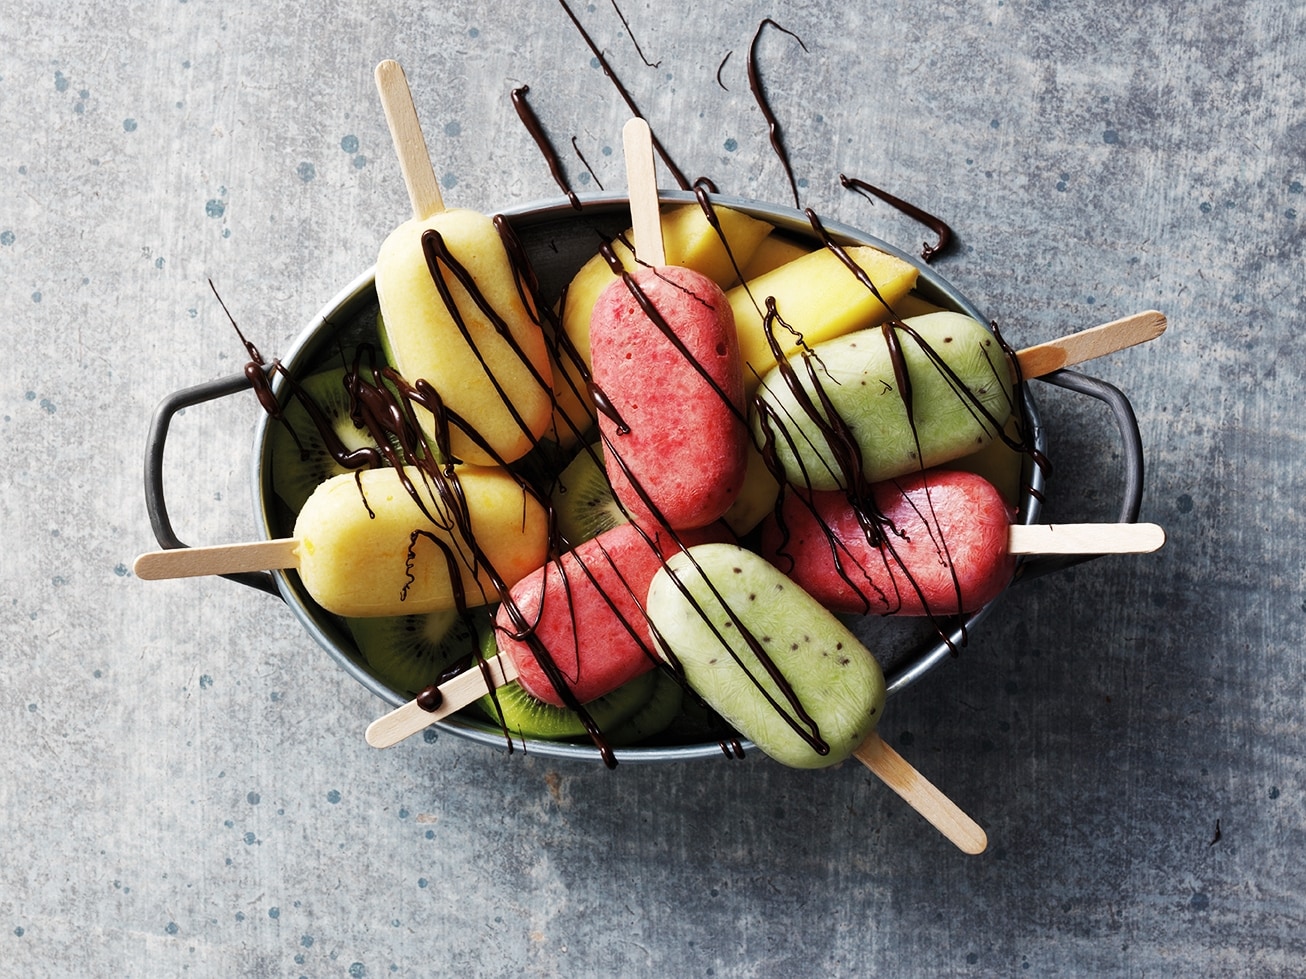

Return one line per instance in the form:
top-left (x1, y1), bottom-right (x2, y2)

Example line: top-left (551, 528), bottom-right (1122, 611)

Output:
top-left (646, 543), bottom-right (885, 769)
top-left (647, 542), bottom-right (988, 854)
top-left (751, 311), bottom-right (1015, 493)
top-left (751, 308), bottom-right (1168, 494)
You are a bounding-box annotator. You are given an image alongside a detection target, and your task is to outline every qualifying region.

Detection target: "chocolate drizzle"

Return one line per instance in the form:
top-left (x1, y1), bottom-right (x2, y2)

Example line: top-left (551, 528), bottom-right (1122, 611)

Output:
top-left (511, 86), bottom-right (582, 210)
top-left (210, 280), bottom-right (282, 422)
top-left (608, 0), bottom-right (661, 68)
top-left (840, 173), bottom-right (956, 263)
top-left (748, 19), bottom-right (808, 209)
top-left (570, 137), bottom-right (604, 191)
top-left (715, 51), bottom-right (732, 91)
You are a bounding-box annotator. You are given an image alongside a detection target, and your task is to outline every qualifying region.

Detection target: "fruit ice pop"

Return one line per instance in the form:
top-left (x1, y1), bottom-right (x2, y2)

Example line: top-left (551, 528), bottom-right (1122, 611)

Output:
top-left (645, 541), bottom-right (988, 851)
top-left (546, 200), bottom-right (774, 451)
top-left (753, 310), bottom-right (1015, 492)
top-left (559, 200), bottom-right (774, 368)
top-left (760, 468), bottom-right (1168, 617)
top-left (590, 264), bottom-right (749, 530)
top-left (752, 308), bottom-right (1169, 494)
top-left (646, 542), bottom-right (886, 769)
top-left (134, 465), bottom-right (549, 618)
top-left (295, 464), bottom-right (551, 616)
top-left (495, 521), bottom-right (726, 708)
top-left (374, 60), bottom-right (554, 467)
top-left (760, 469), bottom-right (1017, 616)
top-left (375, 209), bottom-right (554, 466)
top-left (582, 119), bottom-right (751, 531)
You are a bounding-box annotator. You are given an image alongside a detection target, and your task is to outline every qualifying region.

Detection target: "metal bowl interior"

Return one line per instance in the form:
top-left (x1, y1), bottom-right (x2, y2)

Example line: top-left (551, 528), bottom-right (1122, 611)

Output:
top-left (251, 191), bottom-right (1046, 764)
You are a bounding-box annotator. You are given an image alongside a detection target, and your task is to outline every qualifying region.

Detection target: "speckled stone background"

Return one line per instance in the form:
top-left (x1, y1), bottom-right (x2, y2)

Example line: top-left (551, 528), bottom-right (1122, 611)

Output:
top-left (3, 0), bottom-right (1302, 975)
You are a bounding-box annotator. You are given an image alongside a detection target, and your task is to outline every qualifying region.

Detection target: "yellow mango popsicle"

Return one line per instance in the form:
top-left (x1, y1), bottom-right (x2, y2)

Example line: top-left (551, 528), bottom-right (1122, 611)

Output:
top-left (134, 465), bottom-right (550, 619)
top-left (374, 59), bottom-right (554, 466)
top-left (376, 207), bottom-right (554, 465)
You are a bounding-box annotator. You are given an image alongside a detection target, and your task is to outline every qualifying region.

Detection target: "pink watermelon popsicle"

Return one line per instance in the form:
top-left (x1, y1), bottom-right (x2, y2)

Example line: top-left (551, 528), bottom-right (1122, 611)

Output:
top-left (495, 521), bottom-right (669, 707)
top-left (760, 469), bottom-right (1016, 616)
top-left (496, 521), bottom-right (728, 707)
top-left (760, 469), bottom-right (1166, 617)
top-left (589, 265), bottom-right (749, 531)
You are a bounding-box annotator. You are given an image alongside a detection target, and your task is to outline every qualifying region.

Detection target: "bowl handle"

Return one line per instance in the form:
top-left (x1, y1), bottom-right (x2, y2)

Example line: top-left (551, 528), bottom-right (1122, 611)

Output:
top-left (1017, 368), bottom-right (1146, 582)
top-left (142, 369), bottom-right (282, 599)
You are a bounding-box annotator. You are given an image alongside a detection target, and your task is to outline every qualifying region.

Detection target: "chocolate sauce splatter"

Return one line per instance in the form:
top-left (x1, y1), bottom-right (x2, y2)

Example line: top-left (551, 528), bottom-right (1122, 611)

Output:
top-left (415, 685), bottom-right (443, 712)
top-left (716, 51), bottom-right (732, 91)
top-left (748, 19), bottom-right (808, 209)
top-left (210, 280), bottom-right (281, 420)
top-left (553, 0), bottom-right (691, 190)
top-left (571, 136), bottom-right (604, 191)
top-left (511, 86), bottom-right (582, 210)
top-left (841, 173), bottom-right (956, 263)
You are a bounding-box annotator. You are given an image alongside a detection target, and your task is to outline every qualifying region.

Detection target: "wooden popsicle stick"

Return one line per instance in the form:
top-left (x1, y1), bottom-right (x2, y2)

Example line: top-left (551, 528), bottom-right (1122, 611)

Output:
top-left (133, 539), bottom-right (300, 580)
top-left (1007, 522), bottom-right (1166, 555)
top-left (1015, 309), bottom-right (1166, 379)
top-left (622, 117), bottom-right (665, 267)
top-left (375, 59), bottom-right (445, 221)
top-left (366, 655), bottom-right (521, 748)
top-left (854, 731), bottom-right (988, 855)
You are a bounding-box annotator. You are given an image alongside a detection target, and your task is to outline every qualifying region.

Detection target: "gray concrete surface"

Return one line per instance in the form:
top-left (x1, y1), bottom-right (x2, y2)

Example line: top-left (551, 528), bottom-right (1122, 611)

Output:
top-left (3, 0), bottom-right (1303, 975)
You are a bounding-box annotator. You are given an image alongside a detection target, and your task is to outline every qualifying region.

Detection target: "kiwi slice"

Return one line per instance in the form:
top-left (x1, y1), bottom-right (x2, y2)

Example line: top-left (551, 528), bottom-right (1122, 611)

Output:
top-left (346, 608), bottom-right (482, 697)
top-left (268, 366), bottom-right (382, 513)
top-left (551, 443), bottom-right (627, 547)
top-left (605, 667), bottom-right (685, 746)
top-left (469, 619), bottom-right (660, 740)
top-left (475, 672), bottom-right (659, 742)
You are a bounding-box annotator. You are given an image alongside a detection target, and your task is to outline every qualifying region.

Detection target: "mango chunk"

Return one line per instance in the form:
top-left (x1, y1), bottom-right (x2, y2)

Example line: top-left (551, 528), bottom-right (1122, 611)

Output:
top-left (727, 245), bottom-right (918, 390)
top-left (738, 233), bottom-right (812, 279)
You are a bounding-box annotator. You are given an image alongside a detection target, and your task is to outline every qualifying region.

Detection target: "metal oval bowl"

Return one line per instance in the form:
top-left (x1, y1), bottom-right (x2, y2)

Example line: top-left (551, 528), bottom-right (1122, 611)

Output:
top-left (250, 191), bottom-right (1046, 764)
